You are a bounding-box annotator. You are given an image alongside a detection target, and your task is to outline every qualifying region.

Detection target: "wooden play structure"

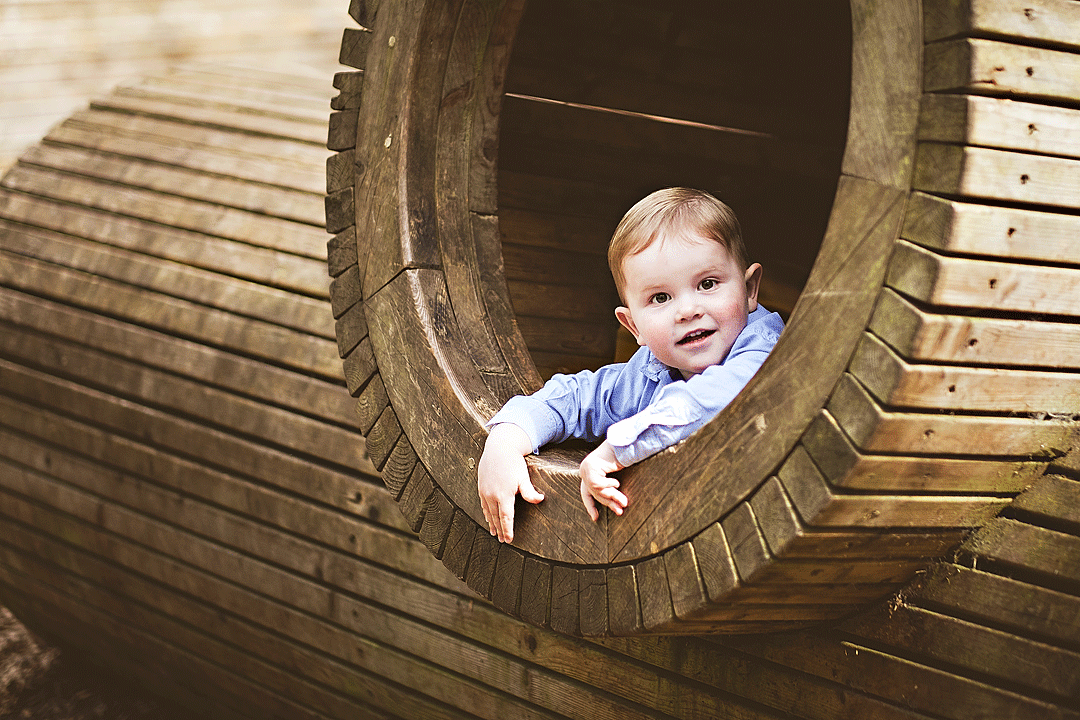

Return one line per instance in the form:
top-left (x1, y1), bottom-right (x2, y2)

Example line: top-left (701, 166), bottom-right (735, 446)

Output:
top-left (1, 0), bottom-right (1079, 717)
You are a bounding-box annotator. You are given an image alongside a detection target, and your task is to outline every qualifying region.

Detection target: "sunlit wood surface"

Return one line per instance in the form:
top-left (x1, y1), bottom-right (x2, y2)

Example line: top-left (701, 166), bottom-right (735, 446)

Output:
top-left (0, 0), bottom-right (346, 174)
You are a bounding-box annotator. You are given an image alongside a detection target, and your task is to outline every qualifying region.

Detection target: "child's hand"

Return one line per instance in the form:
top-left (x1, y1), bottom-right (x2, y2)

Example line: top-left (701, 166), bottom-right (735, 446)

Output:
top-left (578, 441), bottom-right (627, 522)
top-left (478, 423), bottom-right (545, 543)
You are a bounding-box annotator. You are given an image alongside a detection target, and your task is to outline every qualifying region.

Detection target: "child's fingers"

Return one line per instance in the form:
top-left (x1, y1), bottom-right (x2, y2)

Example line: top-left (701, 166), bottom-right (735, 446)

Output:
top-left (519, 477), bottom-right (546, 504)
top-left (598, 486), bottom-right (628, 508)
top-left (579, 480), bottom-right (600, 522)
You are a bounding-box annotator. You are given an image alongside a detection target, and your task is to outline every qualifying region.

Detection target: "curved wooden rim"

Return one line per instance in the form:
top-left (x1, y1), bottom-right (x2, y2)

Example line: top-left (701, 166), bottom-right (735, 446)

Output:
top-left (334, 0), bottom-right (1080, 634)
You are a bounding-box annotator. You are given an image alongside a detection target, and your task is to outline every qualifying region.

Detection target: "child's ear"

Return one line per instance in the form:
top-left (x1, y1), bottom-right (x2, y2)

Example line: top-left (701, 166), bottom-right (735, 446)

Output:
top-left (744, 263), bottom-right (762, 312)
top-left (615, 306), bottom-right (645, 345)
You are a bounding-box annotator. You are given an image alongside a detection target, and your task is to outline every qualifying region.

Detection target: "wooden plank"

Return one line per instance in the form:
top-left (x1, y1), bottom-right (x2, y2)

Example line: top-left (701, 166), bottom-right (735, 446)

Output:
top-left (0, 249), bottom-right (343, 381)
top-left (870, 287), bottom-right (1080, 370)
top-left (0, 193), bottom-right (328, 298)
top-left (578, 568), bottom-right (608, 637)
top-left (925, 38), bottom-right (1080, 104)
top-left (804, 408), bottom-right (1047, 492)
top-left (924, 0), bottom-right (1080, 50)
top-left (1009, 474), bottom-right (1080, 535)
top-left (0, 288), bottom-right (352, 422)
top-left (909, 564), bottom-right (1080, 648)
top-left (918, 94), bottom-right (1080, 159)
top-left (715, 628), bottom-right (1080, 720)
top-left (749, 476), bottom-right (964, 561)
top-left (46, 110), bottom-right (327, 192)
top-left (490, 544), bottom-right (525, 617)
top-left (605, 565), bottom-right (641, 636)
top-left (902, 191), bottom-right (1080, 264)
top-left (842, 0), bottom-right (921, 187)
top-left (914, 143), bottom-right (1080, 210)
top-left (963, 517), bottom-right (1080, 589)
top-left (131, 74), bottom-right (331, 118)
top-left (382, 435), bottom-right (420, 501)
top-left (851, 331), bottom-right (1080, 414)
top-left (635, 556), bottom-right (675, 632)
top-left (1, 222), bottom-right (333, 337)
top-left (844, 603), bottom-right (1080, 701)
top-left (0, 525), bottom-right (509, 720)
top-left (20, 141), bottom-right (324, 225)
top-left (514, 315), bottom-right (617, 361)
top-left (0, 359), bottom-right (382, 519)
top-left (609, 176), bottom-right (907, 562)
top-left (778, 445), bottom-right (1009, 529)
top-left (89, 93), bottom-right (327, 145)
top-left (829, 370), bottom-right (1075, 457)
top-left (0, 164), bottom-right (328, 259)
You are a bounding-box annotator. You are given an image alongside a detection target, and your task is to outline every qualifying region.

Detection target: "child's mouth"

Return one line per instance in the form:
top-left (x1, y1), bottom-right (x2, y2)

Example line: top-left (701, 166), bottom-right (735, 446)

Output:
top-left (677, 329), bottom-right (715, 346)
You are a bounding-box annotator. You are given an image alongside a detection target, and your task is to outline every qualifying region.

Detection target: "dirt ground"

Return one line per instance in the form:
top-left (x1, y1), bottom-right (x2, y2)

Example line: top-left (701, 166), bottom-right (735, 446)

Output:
top-left (0, 606), bottom-right (189, 720)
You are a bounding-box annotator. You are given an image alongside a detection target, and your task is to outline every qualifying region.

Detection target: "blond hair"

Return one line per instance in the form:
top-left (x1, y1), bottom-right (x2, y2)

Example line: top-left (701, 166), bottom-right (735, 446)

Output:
top-left (608, 188), bottom-right (747, 300)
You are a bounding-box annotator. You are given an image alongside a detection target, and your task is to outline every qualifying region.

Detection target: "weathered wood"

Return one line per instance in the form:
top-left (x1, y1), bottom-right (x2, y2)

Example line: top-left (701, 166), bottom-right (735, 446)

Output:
top-left (962, 517), bottom-right (1080, 590)
top-left (327, 226), bottom-right (359, 279)
top-left (365, 406), bottom-right (404, 472)
top-left (605, 565), bottom-right (642, 636)
top-left (913, 143), bottom-right (1080, 210)
top-left (335, 302), bottom-right (369, 358)
top-left (925, 38), bottom-right (1080, 104)
top-left (870, 287), bottom-right (1080, 370)
top-left (0, 192), bottom-right (328, 298)
top-left (331, 72), bottom-right (365, 111)
top-left (325, 186), bottom-right (355, 234)
top-left (1, 163), bottom-right (328, 259)
top-left (1009, 474), bottom-right (1080, 536)
top-left (778, 445), bottom-right (1009, 529)
top-left (419, 488), bottom-right (456, 558)
top-left (844, 603), bottom-right (1080, 702)
top-left (924, 0), bottom-right (1080, 50)
top-left (327, 110), bottom-right (359, 152)
top-left (918, 93), bottom-right (1080, 159)
top-left (518, 557), bottom-right (552, 628)
top-left (690, 522), bottom-right (739, 603)
top-left (491, 543), bottom-right (526, 616)
top-left (829, 370), bottom-right (1076, 458)
top-left (901, 191), bottom-right (1080, 264)
top-left (578, 568), bottom-right (608, 637)
top-left (549, 564), bottom-right (580, 636)
top-left (19, 142), bottom-right (325, 225)
top-left (842, 0), bottom-right (921, 187)
top-left (635, 556), bottom-right (675, 632)
top-left (804, 409), bottom-right (1046, 493)
top-left (326, 148), bottom-right (357, 194)
top-left (748, 476), bottom-right (964, 561)
top-left (851, 331), bottom-right (1080, 414)
top-left (442, 510), bottom-right (477, 581)
top-left (663, 543), bottom-right (706, 621)
top-left (909, 564), bottom-right (1080, 648)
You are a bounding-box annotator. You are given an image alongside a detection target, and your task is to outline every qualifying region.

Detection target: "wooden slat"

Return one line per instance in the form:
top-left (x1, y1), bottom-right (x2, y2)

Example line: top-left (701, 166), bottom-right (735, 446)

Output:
top-left (1, 164), bottom-right (328, 259)
top-left (925, 38), bottom-right (1080, 104)
top-left (46, 110), bottom-right (327, 192)
top-left (0, 192), bottom-right (328, 298)
top-left (852, 331), bottom-right (1080, 414)
top-left (870, 287), bottom-right (1080, 369)
top-left (1, 222), bottom-right (333, 337)
top-left (914, 143), bottom-right (1080, 210)
top-left (0, 288), bottom-right (351, 421)
top-left (1009, 474), bottom-right (1080, 535)
top-left (89, 93), bottom-right (327, 145)
top-left (844, 603), bottom-right (1080, 701)
top-left (113, 81), bottom-right (329, 123)
top-left (778, 445), bottom-right (1009, 528)
top-left (20, 142), bottom-right (325, 225)
top-left (924, 0), bottom-right (1080, 51)
top-left (901, 191), bottom-right (1080, 264)
top-left (828, 371), bottom-right (1076, 457)
top-left (804, 409), bottom-right (1045, 492)
top-left (918, 94), bottom-right (1080, 159)
top-left (963, 517), bottom-right (1080, 589)
top-left (0, 249), bottom-right (342, 380)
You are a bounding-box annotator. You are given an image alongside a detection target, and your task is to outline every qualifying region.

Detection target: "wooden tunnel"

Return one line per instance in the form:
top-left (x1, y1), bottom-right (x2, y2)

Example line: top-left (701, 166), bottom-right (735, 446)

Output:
top-left (0, 1), bottom-right (1079, 719)
top-left (328, 0), bottom-right (1080, 634)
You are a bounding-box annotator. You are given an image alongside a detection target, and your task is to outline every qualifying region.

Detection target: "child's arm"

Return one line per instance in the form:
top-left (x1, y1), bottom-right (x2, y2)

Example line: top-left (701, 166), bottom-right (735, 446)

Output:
top-left (578, 440), bottom-right (627, 522)
top-left (478, 422), bottom-right (545, 543)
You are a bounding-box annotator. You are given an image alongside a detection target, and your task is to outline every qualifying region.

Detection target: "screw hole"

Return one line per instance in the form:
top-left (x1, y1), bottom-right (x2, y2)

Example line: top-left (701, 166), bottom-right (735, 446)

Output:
top-left (989, 278), bottom-right (997, 289)
top-left (1026, 66), bottom-right (1034, 76)
top-left (1020, 174), bottom-right (1030, 184)
top-left (1028, 123), bottom-right (1037, 134)
top-left (968, 338), bottom-right (978, 348)
top-left (948, 385), bottom-right (957, 393)
top-left (1007, 227), bottom-right (1016, 237)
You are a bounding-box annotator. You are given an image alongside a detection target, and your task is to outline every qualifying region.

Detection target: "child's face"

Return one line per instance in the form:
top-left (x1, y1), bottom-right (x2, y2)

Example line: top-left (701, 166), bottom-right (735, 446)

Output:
top-left (615, 231), bottom-right (761, 380)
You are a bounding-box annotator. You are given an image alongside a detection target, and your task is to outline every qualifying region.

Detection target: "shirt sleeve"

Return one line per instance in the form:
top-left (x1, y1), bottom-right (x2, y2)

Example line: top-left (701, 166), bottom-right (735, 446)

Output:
top-left (605, 310), bottom-right (783, 466)
top-left (485, 353), bottom-right (650, 454)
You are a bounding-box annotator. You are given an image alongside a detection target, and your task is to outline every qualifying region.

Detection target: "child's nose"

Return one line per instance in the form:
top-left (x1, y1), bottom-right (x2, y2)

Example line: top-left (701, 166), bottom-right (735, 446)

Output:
top-left (676, 297), bottom-right (703, 321)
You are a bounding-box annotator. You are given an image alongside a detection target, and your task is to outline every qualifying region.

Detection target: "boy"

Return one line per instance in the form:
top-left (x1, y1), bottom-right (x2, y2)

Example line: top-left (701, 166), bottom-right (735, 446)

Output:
top-left (478, 188), bottom-right (784, 543)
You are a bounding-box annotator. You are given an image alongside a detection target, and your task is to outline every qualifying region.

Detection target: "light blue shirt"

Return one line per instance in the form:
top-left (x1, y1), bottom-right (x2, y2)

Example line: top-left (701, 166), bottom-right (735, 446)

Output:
top-left (487, 305), bottom-right (784, 466)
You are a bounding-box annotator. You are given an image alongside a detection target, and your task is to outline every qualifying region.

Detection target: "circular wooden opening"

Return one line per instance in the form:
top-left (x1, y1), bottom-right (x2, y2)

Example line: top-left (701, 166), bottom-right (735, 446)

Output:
top-left (497, 0), bottom-right (852, 379)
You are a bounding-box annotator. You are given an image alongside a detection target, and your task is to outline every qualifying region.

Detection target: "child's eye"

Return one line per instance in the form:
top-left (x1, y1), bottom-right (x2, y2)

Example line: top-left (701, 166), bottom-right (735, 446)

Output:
top-left (650, 292), bottom-right (670, 305)
top-left (699, 278), bottom-right (718, 290)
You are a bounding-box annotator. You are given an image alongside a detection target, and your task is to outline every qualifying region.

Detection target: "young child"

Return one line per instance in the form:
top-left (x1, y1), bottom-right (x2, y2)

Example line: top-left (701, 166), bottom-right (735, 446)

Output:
top-left (478, 187), bottom-right (784, 543)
